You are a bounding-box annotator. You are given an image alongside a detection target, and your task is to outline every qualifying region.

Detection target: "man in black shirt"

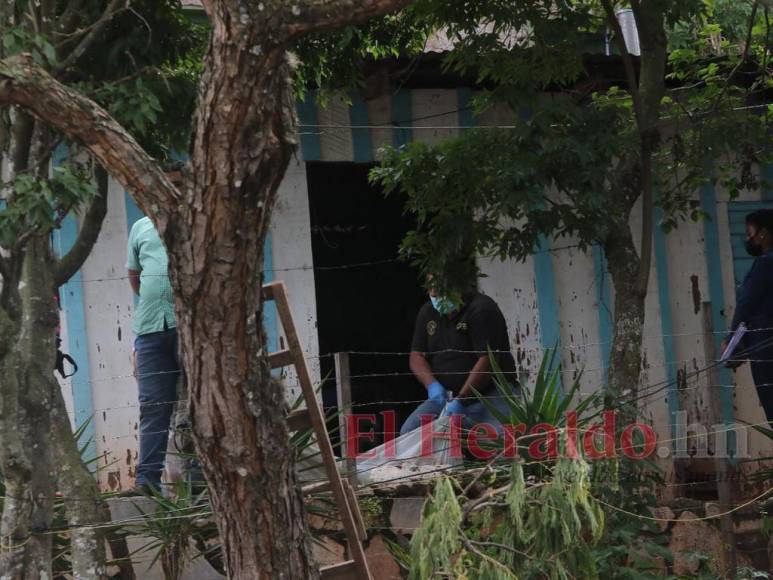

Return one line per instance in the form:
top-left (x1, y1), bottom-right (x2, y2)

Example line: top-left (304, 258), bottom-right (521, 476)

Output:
top-left (401, 275), bottom-right (519, 435)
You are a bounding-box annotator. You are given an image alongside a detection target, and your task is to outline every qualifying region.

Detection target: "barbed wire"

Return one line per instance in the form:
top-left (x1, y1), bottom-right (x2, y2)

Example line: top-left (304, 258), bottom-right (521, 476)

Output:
top-left (296, 102), bottom-right (772, 133)
top-left (56, 322), bottom-right (773, 390)
top-left (1, 468), bottom-right (765, 505)
top-left (70, 242), bottom-right (594, 284)
top-left (62, 331), bottom-right (773, 419)
top-left (62, 376), bottom-right (773, 423)
top-left (5, 437), bottom-right (768, 541)
top-left (4, 445), bottom-right (769, 555)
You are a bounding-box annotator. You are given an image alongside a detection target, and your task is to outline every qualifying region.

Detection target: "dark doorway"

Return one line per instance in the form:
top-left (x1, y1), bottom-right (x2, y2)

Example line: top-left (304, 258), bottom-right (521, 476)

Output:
top-left (306, 162), bottom-right (427, 452)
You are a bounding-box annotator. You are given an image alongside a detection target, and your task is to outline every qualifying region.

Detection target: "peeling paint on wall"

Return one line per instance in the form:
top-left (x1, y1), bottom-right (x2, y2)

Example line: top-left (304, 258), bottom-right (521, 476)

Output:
top-left (690, 275), bottom-right (702, 315)
top-left (53, 93), bottom-right (773, 491)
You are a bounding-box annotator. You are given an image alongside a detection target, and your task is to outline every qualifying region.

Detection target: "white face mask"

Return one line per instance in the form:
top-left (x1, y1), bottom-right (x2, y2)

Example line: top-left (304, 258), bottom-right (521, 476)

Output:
top-left (430, 295), bottom-right (456, 315)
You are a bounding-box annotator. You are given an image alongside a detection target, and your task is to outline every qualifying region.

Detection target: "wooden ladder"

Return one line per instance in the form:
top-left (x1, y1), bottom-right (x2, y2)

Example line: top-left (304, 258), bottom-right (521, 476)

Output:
top-left (263, 281), bottom-right (372, 580)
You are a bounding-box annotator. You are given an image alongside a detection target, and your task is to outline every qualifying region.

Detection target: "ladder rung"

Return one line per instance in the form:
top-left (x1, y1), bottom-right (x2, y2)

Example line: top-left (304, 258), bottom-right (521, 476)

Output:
top-left (268, 349), bottom-right (294, 369)
top-left (302, 480), bottom-right (331, 495)
top-left (320, 560), bottom-right (357, 580)
top-left (286, 409), bottom-right (311, 432)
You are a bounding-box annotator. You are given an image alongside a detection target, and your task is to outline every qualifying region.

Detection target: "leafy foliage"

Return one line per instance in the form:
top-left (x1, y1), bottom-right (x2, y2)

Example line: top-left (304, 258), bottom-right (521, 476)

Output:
top-left (409, 477), bottom-right (463, 579)
top-left (408, 0), bottom-right (600, 108)
top-left (0, 162), bottom-right (96, 247)
top-left (409, 459), bottom-right (605, 579)
top-left (369, 0), bottom-right (769, 295)
top-left (370, 100), bottom-right (636, 294)
top-left (134, 479), bottom-right (213, 580)
top-left (484, 344), bottom-right (601, 430)
top-left (293, 11), bottom-right (430, 103)
top-left (659, 1), bottom-right (772, 210)
top-left (1, 1), bottom-right (206, 166)
top-left (2, 27), bottom-right (58, 67)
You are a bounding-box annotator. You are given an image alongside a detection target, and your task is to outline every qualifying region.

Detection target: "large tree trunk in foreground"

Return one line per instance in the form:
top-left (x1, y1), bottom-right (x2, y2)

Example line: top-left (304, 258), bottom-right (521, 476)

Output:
top-left (0, 237), bottom-right (57, 579)
top-left (0, 246), bottom-right (126, 580)
top-left (167, 17), bottom-right (315, 577)
top-left (1, 1), bottom-right (412, 576)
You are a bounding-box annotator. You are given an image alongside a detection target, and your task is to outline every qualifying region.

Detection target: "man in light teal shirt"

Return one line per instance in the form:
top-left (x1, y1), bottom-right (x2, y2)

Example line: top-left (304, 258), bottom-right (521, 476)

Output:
top-left (127, 216), bottom-right (180, 492)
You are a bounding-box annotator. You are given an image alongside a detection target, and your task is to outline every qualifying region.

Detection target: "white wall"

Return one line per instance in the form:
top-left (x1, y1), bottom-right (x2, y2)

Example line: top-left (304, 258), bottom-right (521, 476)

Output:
top-left (58, 163), bottom-right (319, 490)
top-left (77, 181), bottom-right (138, 490)
top-left (269, 157), bottom-right (320, 403)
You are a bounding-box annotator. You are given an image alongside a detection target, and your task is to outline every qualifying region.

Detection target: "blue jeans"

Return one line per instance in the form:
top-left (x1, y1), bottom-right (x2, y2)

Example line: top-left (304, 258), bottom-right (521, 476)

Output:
top-left (400, 386), bottom-right (518, 436)
top-left (135, 328), bottom-right (180, 488)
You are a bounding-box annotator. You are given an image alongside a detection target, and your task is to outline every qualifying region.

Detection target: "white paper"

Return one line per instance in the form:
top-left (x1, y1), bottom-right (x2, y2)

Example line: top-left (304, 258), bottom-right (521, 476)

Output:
top-left (355, 404), bottom-right (464, 485)
top-left (721, 322), bottom-right (747, 362)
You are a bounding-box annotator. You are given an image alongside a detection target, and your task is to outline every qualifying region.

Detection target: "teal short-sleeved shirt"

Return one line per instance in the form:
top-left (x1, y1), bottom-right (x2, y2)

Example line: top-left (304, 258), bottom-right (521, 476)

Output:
top-left (126, 217), bottom-right (176, 336)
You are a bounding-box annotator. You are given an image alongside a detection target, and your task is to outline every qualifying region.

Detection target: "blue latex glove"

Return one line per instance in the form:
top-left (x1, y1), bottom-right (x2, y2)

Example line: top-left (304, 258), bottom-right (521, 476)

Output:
top-left (427, 381), bottom-right (447, 404)
top-left (446, 399), bottom-right (465, 417)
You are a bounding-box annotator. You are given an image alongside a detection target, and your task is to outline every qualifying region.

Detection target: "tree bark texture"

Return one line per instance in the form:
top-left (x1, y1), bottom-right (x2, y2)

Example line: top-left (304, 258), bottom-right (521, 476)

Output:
top-left (602, 217), bottom-right (646, 423)
top-left (50, 389), bottom-right (118, 580)
top-left (629, 3), bottom-right (668, 298)
top-left (0, 216), bottom-right (129, 580)
top-left (170, 6), bottom-right (313, 575)
top-left (0, 237), bottom-right (57, 580)
top-left (1, 1), bottom-right (415, 576)
top-left (0, 123), bottom-right (119, 579)
top-left (599, 2), bottom-right (668, 414)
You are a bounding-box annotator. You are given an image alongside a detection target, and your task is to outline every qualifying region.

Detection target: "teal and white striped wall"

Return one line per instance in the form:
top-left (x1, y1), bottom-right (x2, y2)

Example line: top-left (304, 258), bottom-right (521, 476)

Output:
top-left (47, 88), bottom-right (773, 488)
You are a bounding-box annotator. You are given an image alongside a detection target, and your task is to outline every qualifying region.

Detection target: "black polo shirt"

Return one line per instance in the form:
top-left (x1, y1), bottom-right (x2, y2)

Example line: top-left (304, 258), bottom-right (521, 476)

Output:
top-left (411, 292), bottom-right (518, 396)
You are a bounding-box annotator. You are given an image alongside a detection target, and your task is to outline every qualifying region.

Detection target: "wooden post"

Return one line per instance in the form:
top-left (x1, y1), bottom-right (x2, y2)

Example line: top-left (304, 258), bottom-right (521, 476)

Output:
top-left (334, 352), bottom-right (357, 487)
top-left (701, 301), bottom-right (737, 576)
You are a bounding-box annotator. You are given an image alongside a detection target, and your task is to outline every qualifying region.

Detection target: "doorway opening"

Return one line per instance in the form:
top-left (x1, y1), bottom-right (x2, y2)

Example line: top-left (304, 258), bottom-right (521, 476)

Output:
top-left (306, 162), bottom-right (427, 452)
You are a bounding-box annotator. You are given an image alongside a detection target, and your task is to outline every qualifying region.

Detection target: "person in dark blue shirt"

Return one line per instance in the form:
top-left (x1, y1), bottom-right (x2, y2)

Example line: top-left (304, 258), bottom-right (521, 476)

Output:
top-left (723, 209), bottom-right (773, 423)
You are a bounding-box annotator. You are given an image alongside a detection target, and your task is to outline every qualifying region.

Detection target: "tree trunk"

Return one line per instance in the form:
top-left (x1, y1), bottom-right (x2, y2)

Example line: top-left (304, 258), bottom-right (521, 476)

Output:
top-left (0, 3), bottom-right (414, 576)
top-left (603, 217), bottom-right (646, 424)
top-left (0, 347), bottom-right (48, 579)
top-left (165, 17), bottom-right (317, 578)
top-left (599, 2), bottom-right (668, 424)
top-left (50, 383), bottom-right (136, 580)
top-left (0, 236), bottom-right (57, 580)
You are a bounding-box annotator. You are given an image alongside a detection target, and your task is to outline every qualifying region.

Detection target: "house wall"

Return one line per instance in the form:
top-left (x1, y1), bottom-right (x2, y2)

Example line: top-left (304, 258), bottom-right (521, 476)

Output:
top-left (293, 88), bottom-right (773, 480)
top-left (39, 87), bottom-right (773, 489)
top-left (51, 157), bottom-right (319, 490)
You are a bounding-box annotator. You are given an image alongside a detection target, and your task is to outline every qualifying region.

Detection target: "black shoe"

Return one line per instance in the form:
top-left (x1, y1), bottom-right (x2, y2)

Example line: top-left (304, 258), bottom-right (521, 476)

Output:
top-left (115, 484), bottom-right (155, 498)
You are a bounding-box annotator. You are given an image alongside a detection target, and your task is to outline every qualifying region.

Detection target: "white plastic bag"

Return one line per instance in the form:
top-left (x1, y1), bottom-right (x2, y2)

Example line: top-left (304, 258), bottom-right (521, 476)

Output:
top-left (355, 406), bottom-right (463, 485)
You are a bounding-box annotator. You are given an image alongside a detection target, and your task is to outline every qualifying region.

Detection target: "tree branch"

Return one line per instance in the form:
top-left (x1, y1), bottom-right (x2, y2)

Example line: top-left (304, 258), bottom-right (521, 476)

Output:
top-left (53, 165), bottom-right (109, 288)
top-left (0, 302), bottom-right (15, 359)
top-left (0, 54), bottom-right (180, 231)
top-left (285, 0), bottom-right (412, 39)
top-left (56, 0), bottom-right (128, 73)
top-left (0, 254), bottom-right (9, 284)
top-left (711, 0), bottom-right (760, 111)
top-left (599, 0), bottom-right (642, 120)
top-left (11, 113), bottom-right (34, 175)
top-left (458, 529), bottom-right (520, 578)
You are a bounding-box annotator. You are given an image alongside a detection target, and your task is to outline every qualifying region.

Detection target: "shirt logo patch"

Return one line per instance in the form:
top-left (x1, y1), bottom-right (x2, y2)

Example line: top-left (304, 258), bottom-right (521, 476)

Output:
top-left (427, 320), bottom-right (437, 336)
top-left (456, 322), bottom-right (468, 332)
